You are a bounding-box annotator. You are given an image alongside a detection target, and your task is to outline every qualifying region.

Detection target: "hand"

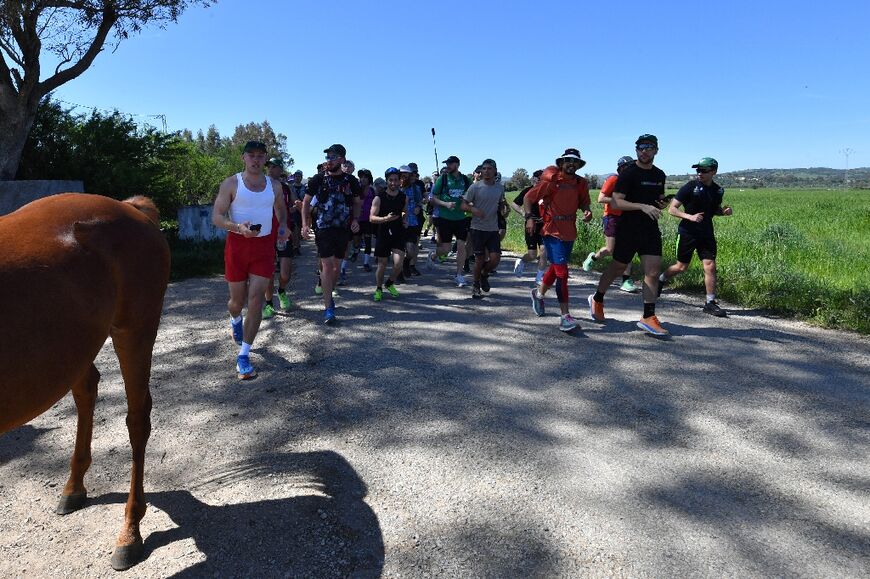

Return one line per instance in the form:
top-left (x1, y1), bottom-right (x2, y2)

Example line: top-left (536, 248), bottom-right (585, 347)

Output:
top-left (350, 219), bottom-right (360, 233)
top-left (582, 209), bottom-right (593, 223)
top-left (690, 212), bottom-right (705, 223)
top-left (642, 205), bottom-right (662, 221)
top-left (446, 201), bottom-right (456, 210)
top-left (722, 206), bottom-right (733, 216)
top-left (240, 221), bottom-right (259, 238)
top-left (301, 226), bottom-right (311, 240)
top-left (525, 218), bottom-right (535, 234)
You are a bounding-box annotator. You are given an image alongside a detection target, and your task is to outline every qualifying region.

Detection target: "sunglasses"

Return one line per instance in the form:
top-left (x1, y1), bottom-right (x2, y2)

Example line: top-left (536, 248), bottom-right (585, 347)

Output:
top-left (636, 144), bottom-right (657, 151)
top-left (696, 168), bottom-right (714, 174)
top-left (325, 155), bottom-right (339, 161)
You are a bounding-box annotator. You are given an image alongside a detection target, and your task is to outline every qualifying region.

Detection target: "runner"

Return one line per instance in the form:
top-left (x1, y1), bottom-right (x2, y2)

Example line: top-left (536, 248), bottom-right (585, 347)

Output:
top-left (356, 169), bottom-right (376, 272)
top-left (263, 157), bottom-right (300, 316)
top-left (301, 143), bottom-right (362, 324)
top-left (525, 148), bottom-right (592, 331)
top-left (425, 155), bottom-right (473, 287)
top-left (509, 169), bottom-right (547, 281)
top-left (587, 134), bottom-right (669, 336)
top-left (211, 140), bottom-right (290, 379)
top-left (288, 170), bottom-right (306, 255)
top-left (582, 156), bottom-right (639, 293)
top-left (658, 157), bottom-right (732, 317)
top-left (370, 168), bottom-right (407, 301)
top-left (461, 159), bottom-right (506, 299)
top-left (399, 164), bottom-right (424, 281)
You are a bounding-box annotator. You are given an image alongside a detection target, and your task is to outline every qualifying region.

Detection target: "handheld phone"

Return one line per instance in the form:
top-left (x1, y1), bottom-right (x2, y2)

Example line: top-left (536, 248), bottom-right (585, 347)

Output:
top-left (249, 223), bottom-right (262, 232)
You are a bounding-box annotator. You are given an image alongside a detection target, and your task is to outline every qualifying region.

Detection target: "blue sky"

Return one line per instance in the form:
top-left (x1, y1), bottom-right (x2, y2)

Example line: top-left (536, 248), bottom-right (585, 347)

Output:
top-left (49, 0), bottom-right (870, 178)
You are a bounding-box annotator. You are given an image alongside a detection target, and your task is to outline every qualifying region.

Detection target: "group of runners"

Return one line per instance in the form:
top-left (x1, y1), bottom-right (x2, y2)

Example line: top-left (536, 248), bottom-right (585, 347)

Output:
top-left (212, 135), bottom-right (732, 379)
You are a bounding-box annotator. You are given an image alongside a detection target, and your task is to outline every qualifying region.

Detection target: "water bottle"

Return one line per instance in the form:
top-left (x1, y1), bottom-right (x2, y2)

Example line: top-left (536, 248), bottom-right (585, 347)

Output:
top-left (276, 228), bottom-right (287, 251)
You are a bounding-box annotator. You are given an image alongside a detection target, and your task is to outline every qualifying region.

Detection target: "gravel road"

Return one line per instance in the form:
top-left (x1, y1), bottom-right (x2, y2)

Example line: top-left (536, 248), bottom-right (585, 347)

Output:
top-left (2, 240), bottom-right (868, 578)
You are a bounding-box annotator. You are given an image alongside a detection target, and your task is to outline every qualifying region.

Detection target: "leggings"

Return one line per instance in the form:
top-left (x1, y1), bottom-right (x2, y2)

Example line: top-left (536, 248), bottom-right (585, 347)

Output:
top-left (542, 263), bottom-right (570, 303)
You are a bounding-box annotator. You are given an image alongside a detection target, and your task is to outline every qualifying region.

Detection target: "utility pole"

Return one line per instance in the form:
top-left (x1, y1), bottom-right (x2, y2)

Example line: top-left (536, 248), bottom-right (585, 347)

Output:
top-left (839, 148), bottom-right (854, 189)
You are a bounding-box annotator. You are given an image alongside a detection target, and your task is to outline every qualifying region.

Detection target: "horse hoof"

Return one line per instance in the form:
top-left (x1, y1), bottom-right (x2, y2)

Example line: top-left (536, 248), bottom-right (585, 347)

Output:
top-left (111, 540), bottom-right (144, 571)
top-left (56, 492), bottom-right (87, 515)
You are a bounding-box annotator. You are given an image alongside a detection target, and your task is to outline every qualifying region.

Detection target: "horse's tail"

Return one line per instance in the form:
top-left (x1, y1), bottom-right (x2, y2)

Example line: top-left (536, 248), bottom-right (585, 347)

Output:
top-left (123, 196), bottom-right (160, 226)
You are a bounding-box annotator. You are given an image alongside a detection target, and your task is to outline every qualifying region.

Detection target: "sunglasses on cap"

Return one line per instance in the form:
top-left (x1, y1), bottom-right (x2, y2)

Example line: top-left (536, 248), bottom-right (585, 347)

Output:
top-left (636, 144), bottom-right (657, 151)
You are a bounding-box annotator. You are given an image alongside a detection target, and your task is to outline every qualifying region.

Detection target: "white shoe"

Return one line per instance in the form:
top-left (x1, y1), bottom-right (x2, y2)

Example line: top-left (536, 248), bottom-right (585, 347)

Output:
top-left (513, 258), bottom-right (524, 277)
top-left (426, 254), bottom-right (438, 271)
top-left (454, 274), bottom-right (468, 288)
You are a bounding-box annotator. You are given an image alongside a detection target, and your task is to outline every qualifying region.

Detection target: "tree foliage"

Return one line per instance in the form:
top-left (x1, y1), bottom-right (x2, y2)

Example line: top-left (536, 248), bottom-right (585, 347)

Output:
top-left (506, 168), bottom-right (531, 192)
top-left (0, 0), bottom-right (213, 180)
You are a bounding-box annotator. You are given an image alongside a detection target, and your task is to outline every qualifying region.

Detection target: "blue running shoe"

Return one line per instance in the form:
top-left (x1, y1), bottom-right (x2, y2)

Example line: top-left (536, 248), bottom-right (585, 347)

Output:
top-left (236, 354), bottom-right (256, 380)
top-left (324, 307), bottom-right (336, 324)
top-left (231, 318), bottom-right (243, 345)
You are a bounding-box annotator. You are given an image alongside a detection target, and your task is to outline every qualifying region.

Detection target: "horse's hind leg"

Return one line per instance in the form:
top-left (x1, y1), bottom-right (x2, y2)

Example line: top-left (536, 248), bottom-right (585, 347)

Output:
top-left (109, 327), bottom-right (156, 571)
top-left (56, 364), bottom-right (100, 515)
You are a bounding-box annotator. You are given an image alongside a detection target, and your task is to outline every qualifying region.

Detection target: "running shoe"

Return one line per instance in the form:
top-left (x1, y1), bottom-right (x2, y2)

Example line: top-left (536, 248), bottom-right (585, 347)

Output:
top-left (314, 284), bottom-right (323, 296)
top-left (559, 314), bottom-right (578, 332)
top-left (373, 288), bottom-right (383, 302)
top-left (703, 300), bottom-right (727, 317)
top-left (231, 318), bottom-right (244, 345)
top-left (588, 294), bottom-right (605, 322)
top-left (480, 273), bottom-right (491, 293)
top-left (410, 265), bottom-right (422, 276)
top-left (530, 288), bottom-right (545, 317)
top-left (454, 274), bottom-right (468, 288)
top-left (582, 252), bottom-right (595, 272)
top-left (471, 283), bottom-right (483, 299)
top-left (262, 303), bottom-right (276, 319)
top-left (323, 307), bottom-right (336, 324)
top-left (278, 292), bottom-right (291, 310)
top-left (637, 315), bottom-right (669, 336)
top-left (438, 255), bottom-right (449, 264)
top-left (513, 258), bottom-right (524, 277)
top-left (619, 279), bottom-right (639, 293)
top-left (386, 284), bottom-right (400, 298)
top-left (236, 354), bottom-right (256, 380)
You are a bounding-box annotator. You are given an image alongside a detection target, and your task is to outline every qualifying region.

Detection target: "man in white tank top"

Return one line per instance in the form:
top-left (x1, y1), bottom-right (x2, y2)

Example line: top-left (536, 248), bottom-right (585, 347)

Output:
top-left (211, 140), bottom-right (290, 379)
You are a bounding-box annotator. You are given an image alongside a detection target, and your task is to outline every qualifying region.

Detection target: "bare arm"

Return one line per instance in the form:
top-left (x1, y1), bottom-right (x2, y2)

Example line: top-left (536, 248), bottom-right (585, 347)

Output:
top-left (211, 177), bottom-right (256, 237)
top-left (301, 194), bottom-right (314, 239)
top-left (272, 180), bottom-right (289, 238)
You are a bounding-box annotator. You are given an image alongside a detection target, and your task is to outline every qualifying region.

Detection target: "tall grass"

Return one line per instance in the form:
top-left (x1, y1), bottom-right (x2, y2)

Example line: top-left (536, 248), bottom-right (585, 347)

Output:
top-left (502, 189), bottom-right (870, 334)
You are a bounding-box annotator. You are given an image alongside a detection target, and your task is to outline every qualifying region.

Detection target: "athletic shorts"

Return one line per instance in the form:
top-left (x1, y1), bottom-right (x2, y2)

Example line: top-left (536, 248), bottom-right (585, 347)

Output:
top-left (405, 224), bottom-right (423, 244)
top-left (435, 217), bottom-right (469, 243)
top-left (542, 236), bottom-right (575, 266)
top-left (276, 241), bottom-right (294, 259)
top-left (375, 223), bottom-right (406, 258)
top-left (524, 221), bottom-right (543, 250)
top-left (357, 221), bottom-right (374, 236)
top-left (676, 232), bottom-right (717, 264)
top-left (602, 215), bottom-right (620, 238)
top-left (315, 227), bottom-right (351, 259)
top-left (613, 223), bottom-right (662, 264)
top-left (470, 229), bottom-right (501, 256)
top-left (224, 233), bottom-right (275, 282)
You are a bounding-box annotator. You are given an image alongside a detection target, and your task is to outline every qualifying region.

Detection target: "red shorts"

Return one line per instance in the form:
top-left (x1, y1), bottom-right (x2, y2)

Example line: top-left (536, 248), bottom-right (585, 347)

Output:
top-left (224, 233), bottom-right (275, 282)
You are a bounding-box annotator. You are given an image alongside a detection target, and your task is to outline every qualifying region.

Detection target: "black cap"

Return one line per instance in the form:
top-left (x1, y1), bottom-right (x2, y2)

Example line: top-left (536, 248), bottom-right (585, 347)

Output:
top-left (443, 155), bottom-right (460, 165)
top-left (324, 143), bottom-right (347, 157)
top-left (408, 162), bottom-right (418, 172)
top-left (266, 157), bottom-right (283, 167)
top-left (243, 140), bottom-right (267, 153)
top-left (532, 169), bottom-right (544, 179)
top-left (635, 134), bottom-right (658, 146)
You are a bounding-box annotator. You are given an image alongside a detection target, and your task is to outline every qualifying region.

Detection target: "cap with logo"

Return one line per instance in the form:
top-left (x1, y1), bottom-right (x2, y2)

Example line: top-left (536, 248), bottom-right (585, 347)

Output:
top-left (691, 157), bottom-right (718, 170)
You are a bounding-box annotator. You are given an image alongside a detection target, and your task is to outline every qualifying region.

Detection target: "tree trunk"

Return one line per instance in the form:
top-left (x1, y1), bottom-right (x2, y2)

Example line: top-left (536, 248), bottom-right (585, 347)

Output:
top-left (0, 114), bottom-right (34, 181)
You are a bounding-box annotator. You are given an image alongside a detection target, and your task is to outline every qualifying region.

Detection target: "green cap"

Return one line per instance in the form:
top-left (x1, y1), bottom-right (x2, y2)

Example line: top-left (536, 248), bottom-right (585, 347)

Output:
top-left (266, 157), bottom-right (284, 167)
top-left (691, 157), bottom-right (718, 170)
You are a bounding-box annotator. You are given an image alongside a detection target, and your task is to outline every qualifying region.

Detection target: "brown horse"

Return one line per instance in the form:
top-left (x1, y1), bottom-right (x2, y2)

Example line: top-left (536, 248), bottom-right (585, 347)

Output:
top-left (0, 193), bottom-right (170, 570)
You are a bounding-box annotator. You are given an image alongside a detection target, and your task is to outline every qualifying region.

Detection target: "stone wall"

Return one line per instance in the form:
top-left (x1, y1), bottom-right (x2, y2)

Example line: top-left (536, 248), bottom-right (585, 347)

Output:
top-left (178, 204), bottom-right (226, 241)
top-left (0, 181), bottom-right (85, 215)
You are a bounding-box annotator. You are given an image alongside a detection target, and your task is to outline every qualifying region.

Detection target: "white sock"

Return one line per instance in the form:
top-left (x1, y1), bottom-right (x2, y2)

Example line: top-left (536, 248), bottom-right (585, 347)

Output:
top-left (706, 294), bottom-right (716, 303)
top-left (239, 342), bottom-right (252, 356)
top-left (231, 315), bottom-right (242, 325)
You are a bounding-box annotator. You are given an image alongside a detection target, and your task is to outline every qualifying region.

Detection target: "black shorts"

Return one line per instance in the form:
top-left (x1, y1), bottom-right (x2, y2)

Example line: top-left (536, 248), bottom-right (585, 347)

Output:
top-left (435, 217), bottom-right (469, 243)
top-left (405, 224), bottom-right (423, 244)
top-left (375, 223), bottom-right (406, 258)
top-left (315, 227), bottom-right (351, 259)
top-left (470, 229), bottom-right (501, 255)
top-left (357, 221), bottom-right (375, 236)
top-left (276, 242), bottom-right (294, 259)
top-left (676, 232), bottom-right (717, 263)
top-left (613, 223), bottom-right (662, 264)
top-left (524, 221), bottom-right (543, 250)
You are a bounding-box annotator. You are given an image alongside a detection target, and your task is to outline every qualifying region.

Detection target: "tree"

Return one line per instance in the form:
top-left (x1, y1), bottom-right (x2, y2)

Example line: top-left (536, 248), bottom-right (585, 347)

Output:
top-left (0, 0), bottom-right (213, 180)
top-left (507, 168), bottom-right (531, 192)
top-left (584, 173), bottom-right (600, 189)
top-left (231, 120), bottom-right (293, 167)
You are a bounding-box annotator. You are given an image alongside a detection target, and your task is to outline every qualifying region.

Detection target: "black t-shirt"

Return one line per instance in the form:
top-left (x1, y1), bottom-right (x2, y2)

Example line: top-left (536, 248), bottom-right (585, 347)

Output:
top-left (376, 190), bottom-right (406, 235)
top-left (615, 163), bottom-right (667, 230)
top-left (675, 179), bottom-right (724, 237)
top-left (306, 172), bottom-right (361, 229)
top-left (513, 186), bottom-right (540, 218)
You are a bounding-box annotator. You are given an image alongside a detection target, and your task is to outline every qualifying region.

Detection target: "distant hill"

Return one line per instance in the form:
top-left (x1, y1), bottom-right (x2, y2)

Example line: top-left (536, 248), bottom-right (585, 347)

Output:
top-left (663, 167), bottom-right (870, 189)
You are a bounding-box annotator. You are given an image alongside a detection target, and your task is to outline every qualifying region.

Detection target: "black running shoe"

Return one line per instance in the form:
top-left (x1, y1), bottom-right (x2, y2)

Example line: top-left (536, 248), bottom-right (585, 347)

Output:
top-left (480, 273), bottom-right (490, 293)
top-left (472, 283), bottom-right (483, 299)
top-left (703, 300), bottom-right (727, 317)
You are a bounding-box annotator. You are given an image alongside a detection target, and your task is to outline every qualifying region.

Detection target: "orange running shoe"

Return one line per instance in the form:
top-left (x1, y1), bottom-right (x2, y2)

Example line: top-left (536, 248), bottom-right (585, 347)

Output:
top-left (587, 294), bottom-right (605, 322)
top-left (637, 315), bottom-right (669, 336)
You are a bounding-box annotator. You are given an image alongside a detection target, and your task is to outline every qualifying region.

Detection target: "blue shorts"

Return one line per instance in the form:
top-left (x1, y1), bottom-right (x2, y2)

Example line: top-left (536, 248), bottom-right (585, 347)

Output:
top-left (542, 236), bottom-right (574, 266)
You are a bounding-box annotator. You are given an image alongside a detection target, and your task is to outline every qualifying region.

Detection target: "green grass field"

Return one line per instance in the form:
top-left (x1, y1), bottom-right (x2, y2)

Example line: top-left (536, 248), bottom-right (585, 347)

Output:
top-left (502, 188), bottom-right (870, 334)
